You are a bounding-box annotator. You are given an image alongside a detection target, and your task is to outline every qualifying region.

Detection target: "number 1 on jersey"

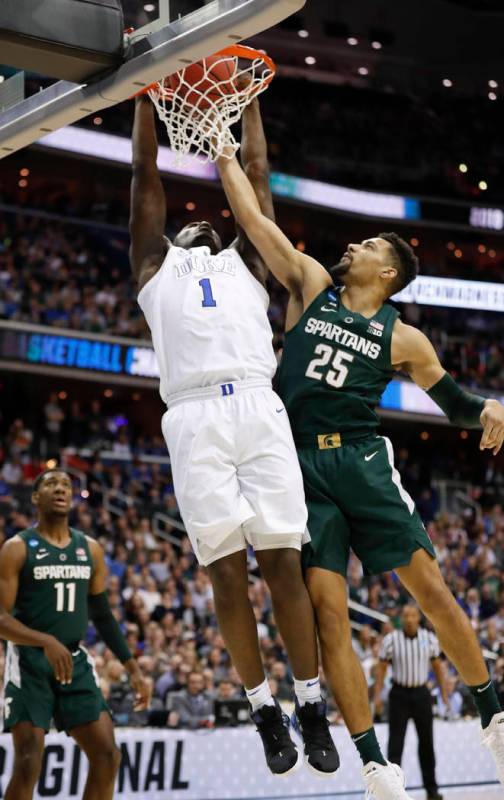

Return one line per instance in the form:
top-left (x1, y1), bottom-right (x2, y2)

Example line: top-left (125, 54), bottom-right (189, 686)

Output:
top-left (199, 278), bottom-right (217, 308)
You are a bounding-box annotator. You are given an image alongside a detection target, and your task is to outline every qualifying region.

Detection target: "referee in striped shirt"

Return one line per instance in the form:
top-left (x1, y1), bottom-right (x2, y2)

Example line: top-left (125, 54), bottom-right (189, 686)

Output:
top-left (374, 605), bottom-right (447, 800)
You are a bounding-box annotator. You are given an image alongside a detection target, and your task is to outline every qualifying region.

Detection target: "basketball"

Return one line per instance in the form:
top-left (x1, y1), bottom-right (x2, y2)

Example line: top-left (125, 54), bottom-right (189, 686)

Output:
top-left (168, 53), bottom-right (236, 109)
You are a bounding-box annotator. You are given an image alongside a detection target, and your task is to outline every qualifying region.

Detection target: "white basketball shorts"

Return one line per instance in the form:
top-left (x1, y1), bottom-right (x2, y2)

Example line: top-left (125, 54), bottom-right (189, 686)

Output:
top-left (161, 380), bottom-right (308, 566)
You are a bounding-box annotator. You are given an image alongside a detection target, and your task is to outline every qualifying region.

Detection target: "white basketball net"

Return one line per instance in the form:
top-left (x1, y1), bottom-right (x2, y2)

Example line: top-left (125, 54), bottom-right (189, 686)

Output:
top-left (148, 49), bottom-right (275, 163)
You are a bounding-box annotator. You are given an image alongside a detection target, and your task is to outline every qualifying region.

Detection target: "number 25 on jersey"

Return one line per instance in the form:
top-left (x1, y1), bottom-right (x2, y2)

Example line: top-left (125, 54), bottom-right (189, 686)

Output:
top-left (306, 344), bottom-right (354, 388)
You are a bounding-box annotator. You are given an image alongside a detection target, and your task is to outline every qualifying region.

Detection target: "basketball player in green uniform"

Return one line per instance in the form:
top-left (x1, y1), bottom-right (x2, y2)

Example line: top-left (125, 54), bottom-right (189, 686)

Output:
top-left (0, 469), bottom-right (151, 800)
top-left (217, 153), bottom-right (504, 799)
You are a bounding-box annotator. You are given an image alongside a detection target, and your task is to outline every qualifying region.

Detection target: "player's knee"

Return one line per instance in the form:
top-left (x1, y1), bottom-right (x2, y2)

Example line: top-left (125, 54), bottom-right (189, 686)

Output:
top-left (258, 549), bottom-right (302, 593)
top-left (89, 744), bottom-right (122, 776)
top-left (316, 603), bottom-right (352, 650)
top-left (416, 580), bottom-right (454, 621)
top-left (13, 744), bottom-right (43, 784)
top-left (208, 559), bottom-right (248, 602)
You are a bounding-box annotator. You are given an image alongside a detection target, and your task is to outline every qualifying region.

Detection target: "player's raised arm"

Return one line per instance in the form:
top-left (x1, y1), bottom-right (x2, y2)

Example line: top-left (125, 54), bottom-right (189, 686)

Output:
top-left (87, 538), bottom-right (151, 709)
top-left (392, 321), bottom-right (504, 454)
top-left (232, 97), bottom-right (275, 283)
top-left (129, 96), bottom-right (168, 291)
top-left (218, 154), bottom-right (330, 301)
top-left (0, 538), bottom-right (73, 683)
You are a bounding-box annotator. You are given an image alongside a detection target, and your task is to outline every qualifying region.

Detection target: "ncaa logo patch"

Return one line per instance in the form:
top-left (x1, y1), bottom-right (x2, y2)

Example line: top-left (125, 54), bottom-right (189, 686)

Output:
top-left (328, 290), bottom-right (338, 302)
top-left (29, 539), bottom-right (39, 547)
top-left (76, 548), bottom-right (88, 562)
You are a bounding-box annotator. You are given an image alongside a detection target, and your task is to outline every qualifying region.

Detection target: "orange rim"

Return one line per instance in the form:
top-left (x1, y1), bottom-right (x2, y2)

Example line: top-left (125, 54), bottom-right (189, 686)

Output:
top-left (151, 45), bottom-right (276, 98)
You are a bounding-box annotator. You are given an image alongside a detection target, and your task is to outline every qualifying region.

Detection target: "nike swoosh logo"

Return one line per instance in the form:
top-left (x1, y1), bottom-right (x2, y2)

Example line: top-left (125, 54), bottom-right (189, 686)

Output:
top-left (321, 306), bottom-right (338, 313)
top-left (36, 553), bottom-right (49, 560)
top-left (72, 650), bottom-right (81, 657)
top-left (365, 451), bottom-right (379, 462)
top-left (353, 732), bottom-right (370, 742)
top-left (247, 688), bottom-right (261, 696)
top-left (306, 679), bottom-right (319, 687)
top-left (276, 408), bottom-right (285, 413)
top-left (477, 682), bottom-right (493, 693)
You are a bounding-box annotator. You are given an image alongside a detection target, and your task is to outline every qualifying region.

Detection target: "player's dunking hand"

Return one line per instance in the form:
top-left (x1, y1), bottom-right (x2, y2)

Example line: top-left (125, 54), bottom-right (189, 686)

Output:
top-left (126, 660), bottom-right (152, 710)
top-left (480, 399), bottom-right (504, 455)
top-left (43, 635), bottom-right (74, 684)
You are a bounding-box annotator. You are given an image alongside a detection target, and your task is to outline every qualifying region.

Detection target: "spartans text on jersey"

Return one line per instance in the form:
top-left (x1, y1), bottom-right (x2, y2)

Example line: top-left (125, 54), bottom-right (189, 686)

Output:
top-left (304, 317), bottom-right (381, 360)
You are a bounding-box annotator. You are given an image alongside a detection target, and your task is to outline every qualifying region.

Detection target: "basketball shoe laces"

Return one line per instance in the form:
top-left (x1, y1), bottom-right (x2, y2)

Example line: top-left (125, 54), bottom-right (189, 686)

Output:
top-left (256, 708), bottom-right (294, 756)
top-left (364, 764), bottom-right (411, 800)
top-left (297, 708), bottom-right (334, 754)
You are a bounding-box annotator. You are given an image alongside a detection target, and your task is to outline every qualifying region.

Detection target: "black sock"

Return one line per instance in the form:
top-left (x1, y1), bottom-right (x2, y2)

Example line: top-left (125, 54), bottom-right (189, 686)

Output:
top-left (469, 679), bottom-right (502, 729)
top-left (351, 727), bottom-right (387, 766)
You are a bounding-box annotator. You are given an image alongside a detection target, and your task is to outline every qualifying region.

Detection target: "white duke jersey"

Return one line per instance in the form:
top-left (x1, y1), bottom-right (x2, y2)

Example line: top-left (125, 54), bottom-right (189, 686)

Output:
top-left (137, 245), bottom-right (277, 402)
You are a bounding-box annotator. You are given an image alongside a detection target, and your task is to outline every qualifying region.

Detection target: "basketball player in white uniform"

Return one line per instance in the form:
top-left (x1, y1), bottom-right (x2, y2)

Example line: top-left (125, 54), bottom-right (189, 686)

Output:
top-left (130, 94), bottom-right (338, 777)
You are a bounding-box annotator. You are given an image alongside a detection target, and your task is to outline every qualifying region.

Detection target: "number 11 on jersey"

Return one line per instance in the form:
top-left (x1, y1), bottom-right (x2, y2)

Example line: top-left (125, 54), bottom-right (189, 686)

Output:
top-left (199, 278), bottom-right (217, 308)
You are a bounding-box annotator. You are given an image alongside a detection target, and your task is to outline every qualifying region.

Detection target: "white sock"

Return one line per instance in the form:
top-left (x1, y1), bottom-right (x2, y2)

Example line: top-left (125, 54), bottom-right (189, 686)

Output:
top-left (245, 678), bottom-right (275, 712)
top-left (294, 676), bottom-right (322, 707)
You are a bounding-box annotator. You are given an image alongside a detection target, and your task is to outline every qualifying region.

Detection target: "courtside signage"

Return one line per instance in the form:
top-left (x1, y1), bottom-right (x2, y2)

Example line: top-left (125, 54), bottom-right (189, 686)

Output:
top-left (393, 275), bottom-right (504, 312)
top-left (0, 323), bottom-right (160, 381)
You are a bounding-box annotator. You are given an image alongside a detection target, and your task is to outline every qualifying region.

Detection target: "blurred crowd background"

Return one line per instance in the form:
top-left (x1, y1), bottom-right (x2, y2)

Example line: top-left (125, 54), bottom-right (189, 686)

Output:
top-left (0, 390), bottom-right (502, 730)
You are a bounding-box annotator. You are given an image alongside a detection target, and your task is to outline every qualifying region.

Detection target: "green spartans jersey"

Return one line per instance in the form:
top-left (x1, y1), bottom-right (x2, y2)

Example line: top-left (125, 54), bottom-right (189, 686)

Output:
top-left (15, 528), bottom-right (93, 646)
top-left (276, 287), bottom-right (399, 442)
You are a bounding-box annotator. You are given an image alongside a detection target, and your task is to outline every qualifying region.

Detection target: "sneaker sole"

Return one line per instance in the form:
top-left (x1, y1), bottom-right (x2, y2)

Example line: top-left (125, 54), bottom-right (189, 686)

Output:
top-left (271, 747), bottom-right (302, 778)
top-left (304, 754), bottom-right (340, 778)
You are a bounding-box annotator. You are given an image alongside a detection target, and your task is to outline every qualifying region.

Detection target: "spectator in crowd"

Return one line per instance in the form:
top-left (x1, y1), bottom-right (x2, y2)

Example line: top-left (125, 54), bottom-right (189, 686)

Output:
top-left (168, 671), bottom-right (214, 729)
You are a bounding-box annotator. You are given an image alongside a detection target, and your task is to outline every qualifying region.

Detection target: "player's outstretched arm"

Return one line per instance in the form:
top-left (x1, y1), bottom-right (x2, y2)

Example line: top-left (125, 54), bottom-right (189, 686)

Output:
top-left (87, 538), bottom-right (151, 710)
top-left (240, 97), bottom-right (275, 222)
top-left (392, 321), bottom-right (504, 454)
top-left (218, 154), bottom-right (330, 302)
top-left (129, 96), bottom-right (168, 292)
top-left (232, 97), bottom-right (275, 283)
top-left (0, 538), bottom-right (73, 683)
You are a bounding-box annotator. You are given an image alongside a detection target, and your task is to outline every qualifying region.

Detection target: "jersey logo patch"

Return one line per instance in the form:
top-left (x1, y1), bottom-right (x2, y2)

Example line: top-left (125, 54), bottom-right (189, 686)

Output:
top-left (317, 433), bottom-right (342, 450)
top-left (76, 548), bottom-right (88, 562)
top-left (35, 550), bottom-right (49, 560)
top-left (364, 451), bottom-right (379, 462)
top-left (28, 539), bottom-right (39, 547)
top-left (59, 553), bottom-right (67, 562)
top-left (367, 320), bottom-right (384, 338)
top-left (344, 316), bottom-right (354, 324)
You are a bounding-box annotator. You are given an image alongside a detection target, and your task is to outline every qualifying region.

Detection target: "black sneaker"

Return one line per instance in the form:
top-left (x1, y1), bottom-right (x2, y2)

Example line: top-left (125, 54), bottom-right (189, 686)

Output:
top-left (251, 700), bottom-right (300, 777)
top-left (427, 793), bottom-right (444, 800)
top-left (291, 700), bottom-right (340, 776)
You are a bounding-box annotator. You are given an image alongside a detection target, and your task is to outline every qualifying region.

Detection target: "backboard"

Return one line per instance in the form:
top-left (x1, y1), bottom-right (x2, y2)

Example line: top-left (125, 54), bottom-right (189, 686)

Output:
top-left (0, 0), bottom-right (305, 159)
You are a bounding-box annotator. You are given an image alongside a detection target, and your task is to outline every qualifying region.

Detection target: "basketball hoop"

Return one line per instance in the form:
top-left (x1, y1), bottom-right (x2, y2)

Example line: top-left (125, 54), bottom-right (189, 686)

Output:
top-left (148, 45), bottom-right (276, 163)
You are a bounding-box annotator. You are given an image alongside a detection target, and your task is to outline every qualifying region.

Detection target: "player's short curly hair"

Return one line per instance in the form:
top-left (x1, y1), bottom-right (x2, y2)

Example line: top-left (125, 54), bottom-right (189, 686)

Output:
top-left (379, 232), bottom-right (419, 296)
top-left (33, 468), bottom-right (69, 491)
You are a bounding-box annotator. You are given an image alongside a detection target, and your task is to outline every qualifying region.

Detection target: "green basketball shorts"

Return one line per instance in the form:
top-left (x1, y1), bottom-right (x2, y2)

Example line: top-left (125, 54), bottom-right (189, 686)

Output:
top-left (299, 435), bottom-right (436, 577)
top-left (2, 643), bottom-right (109, 734)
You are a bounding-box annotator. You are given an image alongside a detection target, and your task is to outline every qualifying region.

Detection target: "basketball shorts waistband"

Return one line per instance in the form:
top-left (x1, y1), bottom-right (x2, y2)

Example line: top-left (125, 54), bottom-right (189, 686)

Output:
top-left (167, 379), bottom-right (272, 408)
top-left (295, 431), bottom-right (376, 449)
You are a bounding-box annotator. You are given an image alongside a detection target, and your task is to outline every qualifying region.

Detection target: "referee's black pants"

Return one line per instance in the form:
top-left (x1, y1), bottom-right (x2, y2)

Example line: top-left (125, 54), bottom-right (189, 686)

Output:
top-left (387, 684), bottom-right (438, 794)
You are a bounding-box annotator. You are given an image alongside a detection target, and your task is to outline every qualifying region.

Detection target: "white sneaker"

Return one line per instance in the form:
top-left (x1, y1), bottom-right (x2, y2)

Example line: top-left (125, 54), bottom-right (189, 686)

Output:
top-left (481, 710), bottom-right (504, 784)
top-left (363, 761), bottom-right (415, 799)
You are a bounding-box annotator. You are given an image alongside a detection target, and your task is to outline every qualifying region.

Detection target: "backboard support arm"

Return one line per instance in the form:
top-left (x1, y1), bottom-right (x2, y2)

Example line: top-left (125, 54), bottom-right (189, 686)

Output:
top-left (0, 0), bottom-right (305, 158)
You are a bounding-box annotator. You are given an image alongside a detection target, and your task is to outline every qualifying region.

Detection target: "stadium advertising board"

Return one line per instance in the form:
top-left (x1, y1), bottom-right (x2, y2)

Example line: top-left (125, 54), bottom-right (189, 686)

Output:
top-left (0, 721), bottom-right (495, 799)
top-left (37, 127), bottom-right (504, 232)
top-left (0, 322), bottom-right (159, 383)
